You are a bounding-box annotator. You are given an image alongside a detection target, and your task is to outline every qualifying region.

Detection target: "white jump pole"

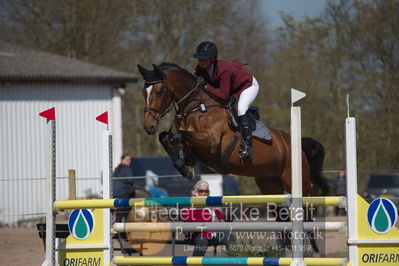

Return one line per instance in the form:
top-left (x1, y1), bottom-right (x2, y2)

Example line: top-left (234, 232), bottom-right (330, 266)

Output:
top-left (290, 89), bottom-right (307, 266)
top-left (113, 221), bottom-right (346, 233)
top-left (346, 116), bottom-right (358, 265)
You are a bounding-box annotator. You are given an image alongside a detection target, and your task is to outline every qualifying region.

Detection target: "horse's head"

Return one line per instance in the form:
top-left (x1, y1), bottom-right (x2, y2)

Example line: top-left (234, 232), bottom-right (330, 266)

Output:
top-left (137, 63), bottom-right (198, 135)
top-left (137, 64), bottom-right (174, 135)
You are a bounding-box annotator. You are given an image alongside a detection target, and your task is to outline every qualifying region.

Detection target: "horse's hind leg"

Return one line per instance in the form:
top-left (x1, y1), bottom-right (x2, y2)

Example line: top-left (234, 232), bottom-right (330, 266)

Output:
top-left (254, 176), bottom-right (285, 195)
top-left (254, 177), bottom-right (320, 254)
top-left (305, 206), bottom-right (320, 254)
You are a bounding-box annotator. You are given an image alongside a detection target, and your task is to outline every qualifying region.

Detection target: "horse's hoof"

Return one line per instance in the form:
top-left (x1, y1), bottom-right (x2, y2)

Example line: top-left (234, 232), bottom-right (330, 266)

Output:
top-left (178, 166), bottom-right (195, 180)
top-left (184, 167), bottom-right (195, 180)
top-left (313, 252), bottom-right (321, 257)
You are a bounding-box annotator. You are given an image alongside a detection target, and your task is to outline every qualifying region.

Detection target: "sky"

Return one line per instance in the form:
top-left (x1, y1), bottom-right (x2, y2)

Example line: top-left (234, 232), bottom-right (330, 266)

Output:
top-left (263, 0), bottom-right (329, 28)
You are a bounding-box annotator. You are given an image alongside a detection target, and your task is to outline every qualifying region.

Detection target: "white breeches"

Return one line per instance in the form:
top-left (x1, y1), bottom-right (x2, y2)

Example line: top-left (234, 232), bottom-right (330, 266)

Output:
top-left (237, 76), bottom-right (259, 116)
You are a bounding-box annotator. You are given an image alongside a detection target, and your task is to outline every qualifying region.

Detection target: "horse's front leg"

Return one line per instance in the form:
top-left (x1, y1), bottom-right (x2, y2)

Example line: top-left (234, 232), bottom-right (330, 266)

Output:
top-left (158, 131), bottom-right (195, 180)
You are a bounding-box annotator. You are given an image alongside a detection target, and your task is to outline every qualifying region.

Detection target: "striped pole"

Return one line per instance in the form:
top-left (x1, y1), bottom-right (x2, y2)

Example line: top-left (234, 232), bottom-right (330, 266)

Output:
top-left (54, 195), bottom-right (346, 210)
top-left (113, 221), bottom-right (346, 233)
top-left (113, 256), bottom-right (348, 266)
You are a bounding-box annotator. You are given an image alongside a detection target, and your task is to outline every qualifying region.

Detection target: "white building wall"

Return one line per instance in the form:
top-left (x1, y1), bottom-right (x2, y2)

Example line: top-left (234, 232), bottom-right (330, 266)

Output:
top-left (0, 82), bottom-right (123, 224)
top-left (201, 174), bottom-right (223, 196)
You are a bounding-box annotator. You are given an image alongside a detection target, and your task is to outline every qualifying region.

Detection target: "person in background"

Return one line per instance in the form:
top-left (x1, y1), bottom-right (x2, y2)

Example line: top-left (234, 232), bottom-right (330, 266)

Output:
top-left (182, 180), bottom-right (235, 256)
top-left (112, 155), bottom-right (135, 222)
top-left (333, 171), bottom-right (346, 216)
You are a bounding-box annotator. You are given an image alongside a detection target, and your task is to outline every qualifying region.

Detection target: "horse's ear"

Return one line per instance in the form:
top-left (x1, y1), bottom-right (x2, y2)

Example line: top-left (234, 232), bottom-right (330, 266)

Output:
top-left (152, 64), bottom-right (164, 80)
top-left (137, 64), bottom-right (150, 78)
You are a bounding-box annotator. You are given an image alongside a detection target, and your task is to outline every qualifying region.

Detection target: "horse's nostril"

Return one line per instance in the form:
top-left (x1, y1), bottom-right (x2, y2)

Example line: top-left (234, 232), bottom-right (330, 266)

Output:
top-left (147, 125), bottom-right (156, 135)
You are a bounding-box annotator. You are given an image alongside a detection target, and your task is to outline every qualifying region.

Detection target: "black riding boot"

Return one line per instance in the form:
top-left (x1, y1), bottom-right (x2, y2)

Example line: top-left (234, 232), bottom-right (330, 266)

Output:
top-left (238, 111), bottom-right (253, 159)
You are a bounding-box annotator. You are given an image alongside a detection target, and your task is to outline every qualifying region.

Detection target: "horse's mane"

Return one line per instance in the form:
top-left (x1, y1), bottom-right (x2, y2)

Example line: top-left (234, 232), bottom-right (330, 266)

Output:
top-left (159, 62), bottom-right (196, 80)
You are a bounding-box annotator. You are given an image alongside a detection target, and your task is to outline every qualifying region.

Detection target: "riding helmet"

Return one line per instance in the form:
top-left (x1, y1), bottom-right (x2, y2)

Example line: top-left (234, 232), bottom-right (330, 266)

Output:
top-left (193, 41), bottom-right (218, 59)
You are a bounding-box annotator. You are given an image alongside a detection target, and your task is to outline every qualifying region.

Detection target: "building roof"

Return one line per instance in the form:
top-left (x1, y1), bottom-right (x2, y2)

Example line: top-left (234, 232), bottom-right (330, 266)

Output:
top-left (0, 41), bottom-right (137, 83)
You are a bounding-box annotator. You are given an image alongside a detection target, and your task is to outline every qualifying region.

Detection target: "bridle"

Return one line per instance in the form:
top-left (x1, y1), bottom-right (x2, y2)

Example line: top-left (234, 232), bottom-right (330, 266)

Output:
top-left (143, 77), bottom-right (202, 125)
top-left (143, 80), bottom-right (171, 124)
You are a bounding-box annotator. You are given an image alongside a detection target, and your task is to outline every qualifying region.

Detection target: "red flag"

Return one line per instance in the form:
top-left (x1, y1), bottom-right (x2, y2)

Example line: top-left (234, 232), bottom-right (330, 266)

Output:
top-left (39, 107), bottom-right (56, 120)
top-left (96, 111), bottom-right (108, 125)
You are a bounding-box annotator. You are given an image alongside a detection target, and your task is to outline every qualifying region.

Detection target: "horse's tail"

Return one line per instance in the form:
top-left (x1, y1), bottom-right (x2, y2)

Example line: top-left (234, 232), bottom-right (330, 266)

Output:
top-left (302, 137), bottom-right (329, 195)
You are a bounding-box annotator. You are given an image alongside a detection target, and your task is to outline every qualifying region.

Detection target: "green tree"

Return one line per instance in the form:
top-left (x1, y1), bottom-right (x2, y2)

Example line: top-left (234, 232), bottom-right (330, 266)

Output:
top-left (1, 0), bottom-right (271, 159)
top-left (267, 0), bottom-right (399, 189)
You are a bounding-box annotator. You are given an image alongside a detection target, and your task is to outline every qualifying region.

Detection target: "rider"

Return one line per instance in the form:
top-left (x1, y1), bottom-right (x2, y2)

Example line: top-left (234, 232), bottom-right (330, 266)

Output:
top-left (193, 41), bottom-right (259, 159)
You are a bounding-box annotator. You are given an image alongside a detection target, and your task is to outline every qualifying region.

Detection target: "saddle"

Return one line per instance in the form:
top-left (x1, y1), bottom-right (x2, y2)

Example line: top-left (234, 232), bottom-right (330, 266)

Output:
top-left (226, 98), bottom-right (272, 143)
top-left (200, 88), bottom-right (272, 143)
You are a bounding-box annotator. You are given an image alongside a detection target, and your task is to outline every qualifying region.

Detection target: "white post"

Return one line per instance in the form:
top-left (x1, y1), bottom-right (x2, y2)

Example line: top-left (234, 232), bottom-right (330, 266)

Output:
top-left (346, 117), bottom-right (358, 266)
top-left (112, 88), bottom-right (123, 170)
top-left (42, 120), bottom-right (56, 266)
top-left (290, 89), bottom-right (306, 266)
top-left (103, 131), bottom-right (112, 264)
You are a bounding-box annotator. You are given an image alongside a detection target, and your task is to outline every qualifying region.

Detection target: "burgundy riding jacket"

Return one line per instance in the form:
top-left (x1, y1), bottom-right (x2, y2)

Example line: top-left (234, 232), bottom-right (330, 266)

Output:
top-left (195, 59), bottom-right (253, 101)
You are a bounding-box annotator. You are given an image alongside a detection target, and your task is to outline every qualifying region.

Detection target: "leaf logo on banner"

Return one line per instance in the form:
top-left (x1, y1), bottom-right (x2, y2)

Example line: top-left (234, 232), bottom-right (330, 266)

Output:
top-left (367, 198), bottom-right (398, 234)
top-left (68, 209), bottom-right (95, 240)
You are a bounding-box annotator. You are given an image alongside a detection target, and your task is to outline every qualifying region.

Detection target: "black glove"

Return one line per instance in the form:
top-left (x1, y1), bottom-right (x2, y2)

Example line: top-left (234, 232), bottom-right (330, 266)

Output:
top-left (197, 76), bottom-right (207, 88)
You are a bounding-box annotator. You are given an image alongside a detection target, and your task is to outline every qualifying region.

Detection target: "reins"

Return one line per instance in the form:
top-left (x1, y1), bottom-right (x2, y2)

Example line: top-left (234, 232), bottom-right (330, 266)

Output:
top-left (143, 70), bottom-right (226, 131)
top-left (175, 79), bottom-right (201, 106)
top-left (142, 74), bottom-right (198, 125)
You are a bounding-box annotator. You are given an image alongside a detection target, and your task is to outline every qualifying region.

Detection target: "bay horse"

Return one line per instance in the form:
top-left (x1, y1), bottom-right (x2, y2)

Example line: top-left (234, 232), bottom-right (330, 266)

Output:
top-left (137, 62), bottom-right (329, 253)
top-left (137, 63), bottom-right (328, 197)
